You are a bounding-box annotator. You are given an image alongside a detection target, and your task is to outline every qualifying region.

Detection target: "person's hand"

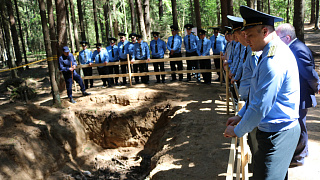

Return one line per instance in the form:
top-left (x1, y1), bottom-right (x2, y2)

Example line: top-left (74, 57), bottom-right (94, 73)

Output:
top-left (231, 77), bottom-right (236, 84)
top-left (89, 63), bottom-right (92, 66)
top-left (224, 126), bottom-right (237, 137)
top-left (69, 67), bottom-right (74, 71)
top-left (170, 50), bottom-right (174, 55)
top-left (104, 61), bottom-right (108, 65)
top-left (226, 115), bottom-right (241, 126)
top-left (73, 65), bottom-right (76, 69)
top-left (131, 59), bottom-right (135, 64)
top-left (229, 73), bottom-right (233, 79)
top-left (147, 58), bottom-right (150, 61)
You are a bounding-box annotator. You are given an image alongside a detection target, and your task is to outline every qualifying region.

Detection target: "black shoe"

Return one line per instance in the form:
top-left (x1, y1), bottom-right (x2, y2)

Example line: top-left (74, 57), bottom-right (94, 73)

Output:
top-left (82, 91), bottom-right (91, 96)
top-left (121, 82), bottom-right (127, 85)
top-left (179, 79), bottom-right (183, 81)
top-left (171, 79), bottom-right (177, 82)
top-left (156, 80), bottom-right (161, 83)
top-left (90, 85), bottom-right (94, 88)
top-left (162, 80), bottom-right (166, 83)
top-left (70, 98), bottom-right (76, 103)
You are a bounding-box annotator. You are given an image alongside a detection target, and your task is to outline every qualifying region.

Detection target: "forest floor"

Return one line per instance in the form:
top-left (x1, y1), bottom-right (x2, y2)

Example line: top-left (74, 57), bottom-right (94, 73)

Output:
top-left (0, 24), bottom-right (320, 180)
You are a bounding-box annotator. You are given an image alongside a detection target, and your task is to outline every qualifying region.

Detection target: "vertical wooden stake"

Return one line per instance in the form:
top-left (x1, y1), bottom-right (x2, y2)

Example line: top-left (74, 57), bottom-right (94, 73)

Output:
top-left (220, 52), bottom-right (223, 86)
top-left (127, 54), bottom-right (132, 86)
top-left (226, 63), bottom-right (230, 115)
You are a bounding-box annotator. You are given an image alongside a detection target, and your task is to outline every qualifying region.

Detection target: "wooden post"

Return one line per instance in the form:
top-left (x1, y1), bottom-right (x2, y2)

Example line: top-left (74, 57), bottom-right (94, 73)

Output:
top-left (220, 52), bottom-right (223, 86)
top-left (226, 137), bottom-right (237, 180)
top-left (127, 54), bottom-right (132, 86)
top-left (226, 64), bottom-right (230, 115)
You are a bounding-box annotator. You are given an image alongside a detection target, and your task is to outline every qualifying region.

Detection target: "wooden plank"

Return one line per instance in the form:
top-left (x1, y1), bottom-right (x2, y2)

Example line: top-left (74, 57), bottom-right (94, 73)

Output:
top-left (226, 66), bottom-right (230, 115)
top-left (241, 134), bottom-right (249, 180)
top-left (220, 52), bottom-right (223, 85)
top-left (236, 145), bottom-right (241, 180)
top-left (127, 54), bottom-right (132, 86)
top-left (226, 137), bottom-right (237, 180)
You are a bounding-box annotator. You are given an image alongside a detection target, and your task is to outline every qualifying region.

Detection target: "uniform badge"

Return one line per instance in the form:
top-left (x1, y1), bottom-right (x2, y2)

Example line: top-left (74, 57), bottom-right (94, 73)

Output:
top-left (267, 45), bottom-right (277, 57)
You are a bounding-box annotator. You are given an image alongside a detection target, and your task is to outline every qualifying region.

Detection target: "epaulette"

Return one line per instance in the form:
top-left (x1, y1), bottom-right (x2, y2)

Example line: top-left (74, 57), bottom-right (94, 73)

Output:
top-left (221, 34), bottom-right (225, 37)
top-left (267, 45), bottom-right (277, 57)
top-left (251, 51), bottom-right (257, 56)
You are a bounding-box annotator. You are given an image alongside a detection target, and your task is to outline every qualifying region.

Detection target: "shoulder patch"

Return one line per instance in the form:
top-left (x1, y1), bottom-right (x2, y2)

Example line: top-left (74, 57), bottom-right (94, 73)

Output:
top-left (221, 34), bottom-right (225, 37)
top-left (267, 45), bottom-right (277, 57)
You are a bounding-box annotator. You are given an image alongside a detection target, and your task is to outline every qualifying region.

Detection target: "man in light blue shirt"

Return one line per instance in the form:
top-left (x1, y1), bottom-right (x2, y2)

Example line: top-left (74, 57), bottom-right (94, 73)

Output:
top-left (106, 38), bottom-right (119, 86)
top-left (91, 43), bottom-right (110, 87)
top-left (224, 6), bottom-right (301, 180)
top-left (210, 27), bottom-right (226, 81)
top-left (118, 32), bottom-right (130, 85)
top-left (78, 41), bottom-right (93, 89)
top-left (167, 25), bottom-right (183, 81)
top-left (184, 24), bottom-right (199, 81)
top-left (131, 34), bottom-right (150, 84)
top-left (197, 29), bottom-right (212, 84)
top-left (150, 32), bottom-right (166, 83)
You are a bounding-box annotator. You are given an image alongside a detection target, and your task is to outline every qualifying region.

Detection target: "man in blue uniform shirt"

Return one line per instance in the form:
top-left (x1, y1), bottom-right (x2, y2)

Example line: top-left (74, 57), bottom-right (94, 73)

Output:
top-left (224, 6), bottom-right (301, 180)
top-left (210, 27), bottom-right (226, 81)
top-left (59, 46), bottom-right (90, 103)
top-left (167, 25), bottom-right (183, 81)
top-left (131, 34), bottom-right (150, 84)
top-left (197, 29), bottom-right (212, 84)
top-left (106, 37), bottom-right (119, 86)
top-left (276, 23), bottom-right (320, 167)
top-left (150, 32), bottom-right (166, 83)
top-left (78, 41), bottom-right (93, 89)
top-left (91, 43), bottom-right (110, 87)
top-left (183, 24), bottom-right (199, 81)
top-left (118, 32), bottom-right (130, 85)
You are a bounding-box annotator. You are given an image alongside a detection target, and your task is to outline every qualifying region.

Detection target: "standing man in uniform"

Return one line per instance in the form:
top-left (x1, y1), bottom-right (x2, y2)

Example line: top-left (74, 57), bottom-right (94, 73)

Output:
top-left (79, 41), bottom-right (93, 89)
top-left (118, 32), bottom-right (130, 85)
top-left (224, 6), bottom-right (301, 180)
top-left (276, 23), bottom-right (320, 167)
top-left (183, 24), bottom-right (199, 82)
top-left (150, 31), bottom-right (166, 83)
top-left (197, 29), bottom-right (212, 84)
top-left (106, 37), bottom-right (120, 86)
top-left (91, 43), bottom-right (110, 87)
top-left (59, 46), bottom-right (90, 103)
top-left (210, 27), bottom-right (226, 81)
top-left (167, 25), bottom-right (183, 81)
top-left (131, 34), bottom-right (150, 84)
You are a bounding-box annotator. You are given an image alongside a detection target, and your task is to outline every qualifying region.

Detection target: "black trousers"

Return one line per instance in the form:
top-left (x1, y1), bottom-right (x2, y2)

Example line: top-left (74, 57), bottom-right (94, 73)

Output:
top-left (153, 58), bottom-right (165, 82)
top-left (97, 66), bottom-right (110, 86)
top-left (120, 58), bottom-right (128, 83)
top-left (133, 59), bottom-right (149, 83)
top-left (83, 67), bottom-right (93, 89)
top-left (108, 65), bottom-right (119, 84)
top-left (169, 52), bottom-right (183, 80)
top-left (213, 55), bottom-right (221, 79)
top-left (186, 51), bottom-right (199, 80)
top-left (199, 59), bottom-right (211, 83)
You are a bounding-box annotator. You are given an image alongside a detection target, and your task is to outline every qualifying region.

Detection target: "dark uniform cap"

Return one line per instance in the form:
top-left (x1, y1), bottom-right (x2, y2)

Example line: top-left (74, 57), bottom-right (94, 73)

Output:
top-left (94, 43), bottom-right (102, 48)
top-left (184, 24), bottom-right (194, 30)
top-left (129, 33), bottom-right (137, 38)
top-left (224, 26), bottom-right (233, 34)
top-left (227, 15), bottom-right (243, 33)
top-left (151, 32), bottom-right (160, 37)
top-left (118, 32), bottom-right (126, 37)
top-left (136, 34), bottom-right (142, 39)
top-left (62, 46), bottom-right (70, 52)
top-left (198, 29), bottom-right (206, 35)
top-left (170, 25), bottom-right (179, 31)
top-left (80, 41), bottom-right (89, 46)
top-left (109, 38), bottom-right (117, 43)
top-left (240, 5), bottom-right (283, 30)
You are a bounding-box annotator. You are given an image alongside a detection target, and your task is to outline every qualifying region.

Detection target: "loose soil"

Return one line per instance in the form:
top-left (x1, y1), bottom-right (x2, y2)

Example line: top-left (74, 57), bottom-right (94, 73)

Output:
top-left (0, 24), bottom-right (320, 180)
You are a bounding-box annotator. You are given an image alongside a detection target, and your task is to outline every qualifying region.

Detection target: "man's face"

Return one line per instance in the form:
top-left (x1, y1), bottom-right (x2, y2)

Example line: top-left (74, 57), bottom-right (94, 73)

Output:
top-left (244, 25), bottom-right (267, 51)
top-left (82, 45), bottom-right (87, 50)
top-left (235, 30), bottom-right (248, 46)
top-left (137, 39), bottom-right (142, 43)
top-left (186, 29), bottom-right (192, 35)
top-left (171, 30), bottom-right (177, 36)
top-left (120, 36), bottom-right (126, 42)
top-left (200, 34), bottom-right (206, 40)
top-left (97, 47), bottom-right (101, 52)
top-left (276, 29), bottom-right (290, 45)
top-left (63, 52), bottom-right (69, 56)
top-left (110, 42), bottom-right (115, 46)
top-left (153, 36), bottom-right (159, 41)
top-left (214, 30), bottom-right (219, 36)
top-left (131, 37), bottom-right (136, 43)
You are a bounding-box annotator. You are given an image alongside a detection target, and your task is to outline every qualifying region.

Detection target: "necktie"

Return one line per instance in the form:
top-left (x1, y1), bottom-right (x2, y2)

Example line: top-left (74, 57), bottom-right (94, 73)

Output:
top-left (257, 54), bottom-right (263, 64)
top-left (155, 40), bottom-right (158, 53)
top-left (214, 36), bottom-right (217, 49)
top-left (243, 48), bottom-right (248, 63)
top-left (122, 43), bottom-right (125, 53)
top-left (99, 53), bottom-right (101, 63)
top-left (188, 35), bottom-right (191, 50)
top-left (112, 46), bottom-right (114, 58)
top-left (171, 36), bottom-right (174, 49)
top-left (84, 51), bottom-right (87, 63)
top-left (200, 39), bottom-right (204, 54)
top-left (140, 43), bottom-right (142, 55)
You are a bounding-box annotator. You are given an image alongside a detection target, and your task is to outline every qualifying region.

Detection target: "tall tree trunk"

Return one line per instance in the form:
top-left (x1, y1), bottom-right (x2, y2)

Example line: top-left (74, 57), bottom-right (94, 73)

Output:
top-left (0, 0), bottom-right (18, 78)
top-left (103, 4), bottom-right (110, 42)
top-left (0, 22), bottom-right (7, 67)
top-left (294, 0), bottom-right (305, 41)
top-left (143, 0), bottom-right (150, 41)
top-left (220, 0), bottom-right (228, 30)
top-left (159, 0), bottom-right (163, 21)
top-left (92, 0), bottom-right (100, 43)
top-left (257, 0), bottom-right (262, 11)
top-left (109, 7), bottom-right (114, 37)
top-left (171, 0), bottom-right (178, 27)
top-left (267, 0), bottom-right (270, 14)
top-left (6, 0), bottom-right (23, 72)
top-left (135, 0), bottom-right (147, 38)
top-left (69, 0), bottom-right (80, 52)
top-left (129, 0), bottom-right (136, 33)
top-left (286, 0), bottom-right (291, 23)
top-left (315, 0), bottom-right (319, 29)
top-left (14, 0), bottom-right (29, 69)
top-left (38, 0), bottom-right (61, 106)
top-left (227, 0), bottom-right (233, 15)
top-left (98, 9), bottom-right (106, 42)
top-left (122, 0), bottom-right (128, 35)
top-left (77, 0), bottom-right (86, 41)
top-left (216, 0), bottom-right (220, 25)
top-left (311, 0), bottom-right (316, 24)
top-left (65, 0), bottom-right (75, 53)
top-left (112, 3), bottom-right (119, 38)
top-left (194, 0), bottom-right (201, 32)
top-left (247, 0), bottom-right (254, 8)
